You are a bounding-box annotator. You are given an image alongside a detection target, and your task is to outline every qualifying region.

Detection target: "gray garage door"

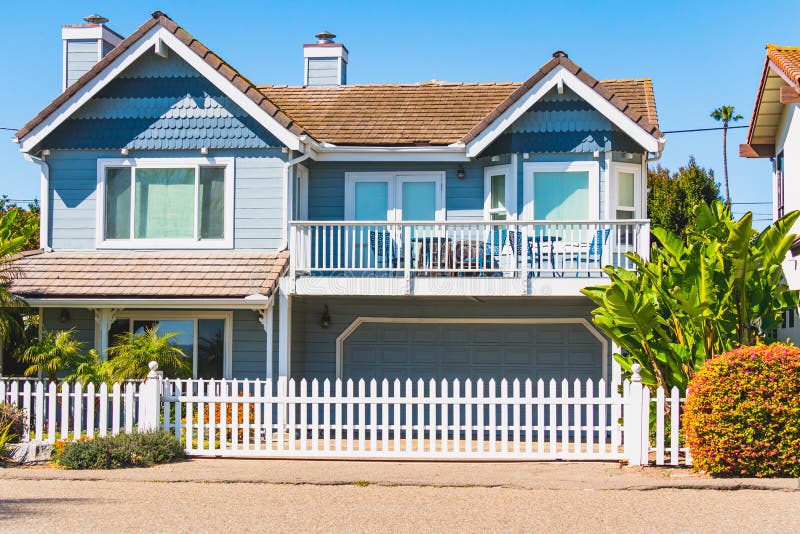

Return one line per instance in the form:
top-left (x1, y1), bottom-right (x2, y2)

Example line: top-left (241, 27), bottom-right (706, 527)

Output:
top-left (343, 322), bottom-right (605, 384)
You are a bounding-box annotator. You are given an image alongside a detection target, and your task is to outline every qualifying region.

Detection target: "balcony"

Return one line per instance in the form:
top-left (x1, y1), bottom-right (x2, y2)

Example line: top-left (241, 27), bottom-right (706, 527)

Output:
top-left (288, 220), bottom-right (650, 296)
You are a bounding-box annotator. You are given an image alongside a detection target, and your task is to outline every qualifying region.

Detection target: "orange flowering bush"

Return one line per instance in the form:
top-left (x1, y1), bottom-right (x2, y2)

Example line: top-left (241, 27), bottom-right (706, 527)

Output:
top-left (683, 344), bottom-right (800, 477)
top-left (196, 394), bottom-right (257, 440)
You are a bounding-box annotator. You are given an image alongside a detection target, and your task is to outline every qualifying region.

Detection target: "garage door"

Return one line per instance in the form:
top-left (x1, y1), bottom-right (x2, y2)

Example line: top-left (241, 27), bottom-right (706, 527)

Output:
top-left (342, 321), bottom-right (605, 384)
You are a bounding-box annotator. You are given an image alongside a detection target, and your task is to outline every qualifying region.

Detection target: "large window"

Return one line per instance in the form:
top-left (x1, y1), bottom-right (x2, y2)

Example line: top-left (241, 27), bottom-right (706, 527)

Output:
top-left (523, 161), bottom-right (599, 221)
top-left (613, 164), bottom-right (642, 220)
top-left (108, 312), bottom-right (231, 379)
top-left (98, 158), bottom-right (233, 248)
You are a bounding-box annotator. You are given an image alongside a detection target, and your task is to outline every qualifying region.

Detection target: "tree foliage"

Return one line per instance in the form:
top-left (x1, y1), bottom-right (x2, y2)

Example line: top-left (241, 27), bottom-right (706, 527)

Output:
top-left (582, 201), bottom-right (799, 391)
top-left (710, 105), bottom-right (744, 207)
top-left (647, 157), bottom-right (720, 237)
top-left (17, 329), bottom-right (85, 382)
top-left (105, 326), bottom-right (192, 381)
top-left (0, 196), bottom-right (39, 252)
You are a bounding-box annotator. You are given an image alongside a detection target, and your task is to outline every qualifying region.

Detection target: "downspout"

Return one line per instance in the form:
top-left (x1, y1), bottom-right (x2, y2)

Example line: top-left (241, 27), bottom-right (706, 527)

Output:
top-left (246, 293), bottom-right (276, 380)
top-left (23, 153), bottom-right (50, 250)
top-left (279, 138), bottom-right (312, 251)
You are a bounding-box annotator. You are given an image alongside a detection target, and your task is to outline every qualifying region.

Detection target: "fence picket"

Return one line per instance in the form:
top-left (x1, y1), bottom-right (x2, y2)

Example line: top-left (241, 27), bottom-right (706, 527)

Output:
top-left (300, 378), bottom-right (309, 453)
top-left (548, 379), bottom-right (557, 457)
top-left (452, 379), bottom-right (461, 455)
top-left (464, 379), bottom-right (473, 455)
top-left (86, 383), bottom-right (95, 439)
top-left (288, 378), bottom-right (297, 453)
top-left (357, 379), bottom-right (366, 452)
top-left (585, 379), bottom-right (594, 458)
top-left (598, 379), bottom-right (607, 455)
top-left (573, 379), bottom-right (582, 457)
top-left (499, 379), bottom-right (508, 454)
top-left (60, 381), bottom-right (69, 440)
top-left (488, 379), bottom-right (497, 454)
top-left (34, 382), bottom-right (44, 441)
top-left (560, 379), bottom-right (569, 455)
top-left (476, 379), bottom-right (485, 455)
top-left (656, 387), bottom-right (665, 465)
top-left (441, 379), bottom-right (449, 454)
top-left (124, 383), bottom-right (134, 434)
top-left (112, 382), bottom-right (121, 436)
top-left (322, 379), bottom-right (331, 452)
top-left (21, 382), bottom-right (31, 441)
top-left (48, 382), bottom-right (57, 443)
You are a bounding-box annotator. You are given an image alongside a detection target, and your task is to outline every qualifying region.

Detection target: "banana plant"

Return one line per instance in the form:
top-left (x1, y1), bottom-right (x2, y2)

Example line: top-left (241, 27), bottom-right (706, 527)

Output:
top-left (582, 201), bottom-right (799, 391)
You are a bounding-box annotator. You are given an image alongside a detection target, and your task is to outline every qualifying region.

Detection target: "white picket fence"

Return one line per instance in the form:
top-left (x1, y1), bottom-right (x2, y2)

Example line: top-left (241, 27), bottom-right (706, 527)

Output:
top-left (1, 364), bottom-right (691, 465)
top-left (162, 376), bottom-right (626, 460)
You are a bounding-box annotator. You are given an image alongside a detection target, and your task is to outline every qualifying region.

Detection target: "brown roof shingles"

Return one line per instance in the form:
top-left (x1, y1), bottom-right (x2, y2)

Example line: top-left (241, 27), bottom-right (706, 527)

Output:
top-left (11, 251), bottom-right (289, 299)
top-left (261, 76), bottom-right (660, 147)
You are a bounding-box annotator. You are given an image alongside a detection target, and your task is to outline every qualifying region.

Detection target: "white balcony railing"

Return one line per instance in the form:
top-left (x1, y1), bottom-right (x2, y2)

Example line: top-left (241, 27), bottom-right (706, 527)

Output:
top-left (289, 220), bottom-right (650, 281)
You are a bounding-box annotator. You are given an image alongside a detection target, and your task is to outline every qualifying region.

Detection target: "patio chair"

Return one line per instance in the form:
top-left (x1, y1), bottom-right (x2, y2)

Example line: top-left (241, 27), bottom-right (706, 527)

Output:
top-left (485, 229), bottom-right (524, 275)
top-left (369, 230), bottom-right (398, 270)
top-left (561, 228), bottom-right (611, 277)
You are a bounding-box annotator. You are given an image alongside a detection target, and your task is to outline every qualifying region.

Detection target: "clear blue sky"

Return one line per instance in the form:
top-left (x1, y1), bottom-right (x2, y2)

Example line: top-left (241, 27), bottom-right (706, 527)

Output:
top-left (2, 0), bottom-right (798, 226)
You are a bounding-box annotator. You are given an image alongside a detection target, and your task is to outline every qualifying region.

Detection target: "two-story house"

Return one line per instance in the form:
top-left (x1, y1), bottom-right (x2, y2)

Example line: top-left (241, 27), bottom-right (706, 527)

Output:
top-left (741, 44), bottom-right (800, 342)
top-left (11, 11), bottom-right (663, 389)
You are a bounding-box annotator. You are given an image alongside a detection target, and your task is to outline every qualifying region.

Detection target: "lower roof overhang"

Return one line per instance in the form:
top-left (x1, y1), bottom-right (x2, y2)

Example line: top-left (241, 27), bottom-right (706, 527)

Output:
top-left (22, 296), bottom-right (272, 309)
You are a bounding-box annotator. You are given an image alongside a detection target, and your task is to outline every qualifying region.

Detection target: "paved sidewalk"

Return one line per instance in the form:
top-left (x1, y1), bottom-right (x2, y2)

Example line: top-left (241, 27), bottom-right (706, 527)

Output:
top-left (2, 458), bottom-right (798, 491)
top-left (2, 460), bottom-right (799, 533)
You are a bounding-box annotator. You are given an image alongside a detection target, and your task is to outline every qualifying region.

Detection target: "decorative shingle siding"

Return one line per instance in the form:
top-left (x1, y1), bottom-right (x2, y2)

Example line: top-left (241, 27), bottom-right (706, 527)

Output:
top-left (485, 87), bottom-right (642, 155)
top-left (42, 51), bottom-right (282, 150)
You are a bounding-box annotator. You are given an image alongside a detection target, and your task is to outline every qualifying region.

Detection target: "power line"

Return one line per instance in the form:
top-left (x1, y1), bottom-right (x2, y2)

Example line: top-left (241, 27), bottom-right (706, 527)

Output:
top-left (731, 201), bottom-right (770, 205)
top-left (0, 127), bottom-right (17, 131)
top-left (662, 125), bottom-right (749, 134)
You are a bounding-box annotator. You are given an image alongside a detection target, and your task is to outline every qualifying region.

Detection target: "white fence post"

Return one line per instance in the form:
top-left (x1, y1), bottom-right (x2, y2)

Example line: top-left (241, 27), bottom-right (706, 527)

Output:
top-left (625, 364), bottom-right (644, 466)
top-left (139, 362), bottom-right (162, 433)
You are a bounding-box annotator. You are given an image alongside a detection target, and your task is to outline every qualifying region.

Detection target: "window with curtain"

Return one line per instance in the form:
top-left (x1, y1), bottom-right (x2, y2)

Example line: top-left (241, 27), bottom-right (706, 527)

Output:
top-left (104, 165), bottom-right (226, 242)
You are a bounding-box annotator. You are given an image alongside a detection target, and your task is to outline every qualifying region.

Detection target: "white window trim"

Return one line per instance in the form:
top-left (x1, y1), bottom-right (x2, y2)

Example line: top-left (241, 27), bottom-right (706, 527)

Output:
top-left (483, 164), bottom-right (516, 221)
top-left (96, 157), bottom-right (235, 249)
top-left (112, 310), bottom-right (233, 379)
top-left (344, 171), bottom-right (445, 221)
top-left (522, 161), bottom-right (600, 220)
top-left (612, 162), bottom-right (643, 219)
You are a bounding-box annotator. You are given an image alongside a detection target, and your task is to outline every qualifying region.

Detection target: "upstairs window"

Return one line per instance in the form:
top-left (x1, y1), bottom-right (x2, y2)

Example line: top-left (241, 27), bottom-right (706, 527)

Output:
top-left (484, 165), bottom-right (514, 221)
top-left (99, 158), bottom-right (233, 248)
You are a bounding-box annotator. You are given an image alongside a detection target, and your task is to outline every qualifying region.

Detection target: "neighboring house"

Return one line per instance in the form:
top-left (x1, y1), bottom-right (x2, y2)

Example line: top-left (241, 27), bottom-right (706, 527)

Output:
top-left (740, 44), bottom-right (800, 342)
top-left (8, 11), bottom-right (663, 387)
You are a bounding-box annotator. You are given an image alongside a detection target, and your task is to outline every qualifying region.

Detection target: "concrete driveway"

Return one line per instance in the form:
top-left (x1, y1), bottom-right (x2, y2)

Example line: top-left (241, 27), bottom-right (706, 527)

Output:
top-left (1, 460), bottom-right (798, 533)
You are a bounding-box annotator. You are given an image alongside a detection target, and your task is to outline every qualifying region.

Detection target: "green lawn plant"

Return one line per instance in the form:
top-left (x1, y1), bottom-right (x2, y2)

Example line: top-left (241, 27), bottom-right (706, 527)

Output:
top-left (53, 430), bottom-right (184, 469)
top-left (106, 326), bottom-right (192, 381)
top-left (17, 329), bottom-right (85, 382)
top-left (582, 201), bottom-right (799, 391)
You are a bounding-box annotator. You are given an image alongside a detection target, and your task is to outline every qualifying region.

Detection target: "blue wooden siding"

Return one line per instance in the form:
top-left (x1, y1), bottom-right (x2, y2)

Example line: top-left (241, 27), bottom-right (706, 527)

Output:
top-left (231, 309), bottom-right (280, 379)
top-left (307, 58), bottom-right (340, 86)
top-left (45, 149), bottom-right (286, 250)
top-left (306, 158), bottom-right (505, 222)
top-left (42, 307), bottom-right (95, 349)
top-left (290, 296), bottom-right (603, 382)
top-left (66, 40), bottom-right (99, 88)
top-left (43, 51), bottom-right (281, 150)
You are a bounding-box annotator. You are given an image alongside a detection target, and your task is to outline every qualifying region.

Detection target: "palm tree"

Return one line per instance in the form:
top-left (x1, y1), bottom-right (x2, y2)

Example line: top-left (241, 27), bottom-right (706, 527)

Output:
top-left (0, 218), bottom-right (29, 351)
top-left (710, 106), bottom-right (744, 207)
top-left (106, 326), bottom-right (192, 381)
top-left (17, 329), bottom-right (85, 382)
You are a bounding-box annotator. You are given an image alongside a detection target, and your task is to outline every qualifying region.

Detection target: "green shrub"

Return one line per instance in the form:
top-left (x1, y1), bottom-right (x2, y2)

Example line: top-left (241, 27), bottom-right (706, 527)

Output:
top-left (54, 430), bottom-right (184, 469)
top-left (683, 344), bottom-right (800, 477)
top-left (0, 402), bottom-right (27, 444)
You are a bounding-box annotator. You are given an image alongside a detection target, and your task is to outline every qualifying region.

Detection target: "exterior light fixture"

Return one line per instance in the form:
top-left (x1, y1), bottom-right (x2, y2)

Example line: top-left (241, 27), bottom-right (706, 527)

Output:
top-left (120, 148), bottom-right (129, 156)
top-left (320, 305), bottom-right (331, 329)
top-left (59, 309), bottom-right (71, 323)
top-left (456, 166), bottom-right (466, 180)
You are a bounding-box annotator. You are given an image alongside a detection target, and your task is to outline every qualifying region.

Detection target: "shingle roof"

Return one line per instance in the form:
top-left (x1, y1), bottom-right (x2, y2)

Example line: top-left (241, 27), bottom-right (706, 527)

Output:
top-left (259, 76), bottom-right (660, 146)
top-left (767, 44), bottom-right (800, 88)
top-left (11, 250), bottom-right (289, 299)
top-left (15, 11), bottom-right (312, 144)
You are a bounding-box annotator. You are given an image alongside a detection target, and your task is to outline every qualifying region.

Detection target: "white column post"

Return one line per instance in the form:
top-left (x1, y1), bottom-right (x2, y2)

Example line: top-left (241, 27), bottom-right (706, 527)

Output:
top-left (140, 361), bottom-right (162, 432)
top-left (625, 363), bottom-right (644, 466)
top-left (265, 301), bottom-right (274, 380)
top-left (94, 309), bottom-right (110, 359)
top-left (278, 285), bottom-right (292, 380)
